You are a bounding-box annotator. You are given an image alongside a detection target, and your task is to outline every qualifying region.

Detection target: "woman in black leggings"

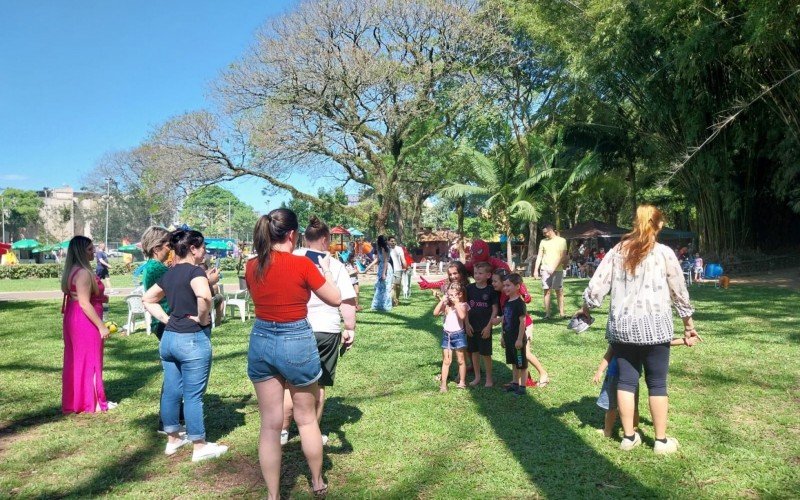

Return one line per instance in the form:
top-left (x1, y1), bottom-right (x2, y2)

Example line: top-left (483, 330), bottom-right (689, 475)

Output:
top-left (576, 205), bottom-right (699, 454)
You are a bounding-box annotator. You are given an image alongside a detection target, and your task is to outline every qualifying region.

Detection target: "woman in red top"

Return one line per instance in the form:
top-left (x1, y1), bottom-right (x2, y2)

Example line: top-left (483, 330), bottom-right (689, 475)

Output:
top-left (246, 208), bottom-right (341, 500)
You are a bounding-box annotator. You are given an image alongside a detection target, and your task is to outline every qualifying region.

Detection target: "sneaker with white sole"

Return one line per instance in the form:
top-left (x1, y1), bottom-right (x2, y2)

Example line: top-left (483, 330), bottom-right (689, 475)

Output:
top-left (164, 436), bottom-right (191, 456)
top-left (654, 437), bottom-right (679, 455)
top-left (280, 430), bottom-right (289, 446)
top-left (192, 442), bottom-right (228, 462)
top-left (619, 432), bottom-right (642, 451)
top-left (321, 434), bottom-right (329, 446)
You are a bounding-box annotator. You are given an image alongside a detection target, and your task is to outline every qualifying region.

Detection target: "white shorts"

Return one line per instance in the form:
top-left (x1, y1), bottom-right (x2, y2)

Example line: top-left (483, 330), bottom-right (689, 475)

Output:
top-left (540, 269), bottom-right (564, 290)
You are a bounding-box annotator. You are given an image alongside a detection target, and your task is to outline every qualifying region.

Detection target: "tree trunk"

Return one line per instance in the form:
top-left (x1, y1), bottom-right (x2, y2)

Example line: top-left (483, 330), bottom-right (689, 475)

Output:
top-left (628, 158), bottom-right (638, 218)
top-left (525, 220), bottom-right (538, 276)
top-left (457, 197), bottom-right (466, 260)
top-left (506, 230), bottom-right (513, 269)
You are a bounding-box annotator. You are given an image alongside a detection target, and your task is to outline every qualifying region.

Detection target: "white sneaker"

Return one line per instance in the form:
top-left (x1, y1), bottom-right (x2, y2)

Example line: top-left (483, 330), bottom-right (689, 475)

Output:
top-left (164, 436), bottom-right (191, 456)
top-left (619, 432), bottom-right (642, 451)
top-left (321, 434), bottom-right (329, 446)
top-left (192, 442), bottom-right (228, 462)
top-left (654, 437), bottom-right (679, 455)
top-left (280, 430), bottom-right (289, 446)
top-left (106, 401), bottom-right (118, 410)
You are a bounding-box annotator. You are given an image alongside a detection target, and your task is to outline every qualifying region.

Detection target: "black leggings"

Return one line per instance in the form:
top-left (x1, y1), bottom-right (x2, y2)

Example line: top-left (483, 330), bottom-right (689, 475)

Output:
top-left (612, 342), bottom-right (671, 397)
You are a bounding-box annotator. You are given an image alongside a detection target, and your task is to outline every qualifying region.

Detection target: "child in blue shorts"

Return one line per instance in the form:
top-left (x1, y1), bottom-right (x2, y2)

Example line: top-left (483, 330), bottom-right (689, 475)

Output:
top-left (434, 283), bottom-right (469, 392)
top-left (594, 336), bottom-right (701, 438)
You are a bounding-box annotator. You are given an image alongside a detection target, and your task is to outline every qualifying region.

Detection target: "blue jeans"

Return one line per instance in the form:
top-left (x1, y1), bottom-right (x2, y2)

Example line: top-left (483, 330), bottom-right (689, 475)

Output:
top-left (160, 328), bottom-right (212, 441)
top-left (247, 318), bottom-right (322, 387)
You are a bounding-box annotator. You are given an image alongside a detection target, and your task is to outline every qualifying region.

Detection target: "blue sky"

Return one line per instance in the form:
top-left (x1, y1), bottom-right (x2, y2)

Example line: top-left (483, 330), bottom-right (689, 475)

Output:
top-left (0, 0), bottom-right (325, 213)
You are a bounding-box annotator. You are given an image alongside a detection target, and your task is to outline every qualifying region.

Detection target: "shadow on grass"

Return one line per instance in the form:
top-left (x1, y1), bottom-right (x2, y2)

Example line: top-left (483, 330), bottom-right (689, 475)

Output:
top-left (281, 397), bottom-right (363, 493)
top-left (365, 291), bottom-right (661, 497)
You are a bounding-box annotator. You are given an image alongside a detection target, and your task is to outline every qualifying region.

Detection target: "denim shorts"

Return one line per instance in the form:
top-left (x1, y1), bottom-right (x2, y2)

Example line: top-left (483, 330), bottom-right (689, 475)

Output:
top-left (596, 375), bottom-right (618, 410)
top-left (441, 329), bottom-right (467, 350)
top-left (247, 318), bottom-right (322, 387)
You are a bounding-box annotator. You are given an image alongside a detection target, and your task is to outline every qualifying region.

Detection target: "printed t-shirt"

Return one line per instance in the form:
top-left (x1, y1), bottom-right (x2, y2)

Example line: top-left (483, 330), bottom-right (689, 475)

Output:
top-left (502, 297), bottom-right (527, 339)
top-left (499, 292), bottom-right (533, 328)
top-left (246, 251), bottom-right (326, 322)
top-left (466, 283), bottom-right (498, 331)
top-left (294, 248), bottom-right (356, 333)
top-left (537, 236), bottom-right (568, 271)
top-left (157, 263), bottom-right (208, 333)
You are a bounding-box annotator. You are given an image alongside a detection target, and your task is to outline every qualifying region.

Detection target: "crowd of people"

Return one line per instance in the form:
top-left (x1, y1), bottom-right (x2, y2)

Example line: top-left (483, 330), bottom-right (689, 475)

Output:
top-left (58, 203), bottom-right (699, 498)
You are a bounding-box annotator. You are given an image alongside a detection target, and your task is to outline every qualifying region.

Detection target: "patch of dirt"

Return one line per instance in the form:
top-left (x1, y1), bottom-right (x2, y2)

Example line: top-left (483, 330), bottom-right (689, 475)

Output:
top-left (730, 267), bottom-right (800, 291)
top-left (195, 453), bottom-right (264, 496)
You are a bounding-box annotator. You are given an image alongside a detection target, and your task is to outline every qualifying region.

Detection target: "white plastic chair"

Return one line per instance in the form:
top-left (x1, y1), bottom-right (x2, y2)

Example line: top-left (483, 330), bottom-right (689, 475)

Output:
top-left (225, 289), bottom-right (250, 322)
top-left (125, 294), bottom-right (151, 335)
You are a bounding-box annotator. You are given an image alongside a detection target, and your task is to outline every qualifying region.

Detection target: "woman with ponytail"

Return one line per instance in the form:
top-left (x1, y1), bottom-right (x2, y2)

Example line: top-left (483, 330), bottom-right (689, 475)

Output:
top-left (61, 236), bottom-right (114, 413)
top-left (576, 205), bottom-right (699, 454)
top-left (246, 208), bottom-right (341, 499)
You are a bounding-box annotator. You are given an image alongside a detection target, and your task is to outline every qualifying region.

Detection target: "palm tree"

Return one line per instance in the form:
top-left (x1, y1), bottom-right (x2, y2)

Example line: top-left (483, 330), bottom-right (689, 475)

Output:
top-left (439, 143), bottom-right (552, 268)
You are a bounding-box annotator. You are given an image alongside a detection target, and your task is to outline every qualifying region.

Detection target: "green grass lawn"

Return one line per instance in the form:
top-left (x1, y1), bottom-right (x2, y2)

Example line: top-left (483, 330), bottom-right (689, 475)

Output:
top-left (0, 274), bottom-right (242, 293)
top-left (1, 280), bottom-right (798, 498)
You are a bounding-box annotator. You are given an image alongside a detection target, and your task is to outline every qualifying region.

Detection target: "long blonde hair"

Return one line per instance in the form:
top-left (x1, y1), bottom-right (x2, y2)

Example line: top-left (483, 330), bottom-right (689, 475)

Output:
top-left (61, 236), bottom-right (98, 295)
top-left (620, 205), bottom-right (664, 275)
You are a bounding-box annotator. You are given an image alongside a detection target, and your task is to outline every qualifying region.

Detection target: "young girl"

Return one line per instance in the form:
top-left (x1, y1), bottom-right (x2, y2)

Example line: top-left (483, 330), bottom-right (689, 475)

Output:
top-left (491, 269), bottom-right (550, 387)
top-left (419, 260), bottom-right (470, 298)
top-left (434, 282), bottom-right (469, 392)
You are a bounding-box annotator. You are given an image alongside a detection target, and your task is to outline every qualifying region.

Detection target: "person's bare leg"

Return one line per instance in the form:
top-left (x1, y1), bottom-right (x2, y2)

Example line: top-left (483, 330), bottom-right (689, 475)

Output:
top-left (543, 289), bottom-right (552, 317)
top-left (281, 388), bottom-right (293, 435)
top-left (617, 389), bottom-right (637, 437)
top-left (469, 352), bottom-right (481, 386)
top-left (556, 289), bottom-right (565, 317)
top-left (253, 377), bottom-right (286, 500)
top-left (289, 382), bottom-right (325, 493)
top-left (455, 350), bottom-right (467, 387)
top-left (649, 395), bottom-right (669, 440)
top-left (482, 355), bottom-right (493, 387)
top-left (440, 349), bottom-right (451, 392)
top-left (603, 409), bottom-right (618, 438)
top-left (316, 386), bottom-right (326, 423)
top-left (526, 346), bottom-right (549, 383)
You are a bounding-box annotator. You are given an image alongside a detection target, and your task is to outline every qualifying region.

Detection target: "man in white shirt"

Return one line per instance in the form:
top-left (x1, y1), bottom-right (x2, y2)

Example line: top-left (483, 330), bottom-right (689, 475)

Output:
top-left (388, 236), bottom-right (408, 306)
top-left (283, 218), bottom-right (357, 446)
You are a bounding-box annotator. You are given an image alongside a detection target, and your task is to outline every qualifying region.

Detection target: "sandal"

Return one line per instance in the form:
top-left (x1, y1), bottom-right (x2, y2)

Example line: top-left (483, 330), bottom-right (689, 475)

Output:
top-left (313, 485), bottom-right (328, 498)
top-left (538, 376), bottom-right (550, 388)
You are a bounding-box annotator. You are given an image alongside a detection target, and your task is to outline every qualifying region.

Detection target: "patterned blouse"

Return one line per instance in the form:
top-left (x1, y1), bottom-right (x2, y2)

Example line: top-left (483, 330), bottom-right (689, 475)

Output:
top-left (582, 242), bottom-right (694, 345)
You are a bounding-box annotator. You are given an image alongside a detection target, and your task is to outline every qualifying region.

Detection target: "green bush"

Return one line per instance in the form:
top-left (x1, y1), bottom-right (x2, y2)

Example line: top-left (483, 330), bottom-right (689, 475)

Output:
top-left (0, 263), bottom-right (134, 280)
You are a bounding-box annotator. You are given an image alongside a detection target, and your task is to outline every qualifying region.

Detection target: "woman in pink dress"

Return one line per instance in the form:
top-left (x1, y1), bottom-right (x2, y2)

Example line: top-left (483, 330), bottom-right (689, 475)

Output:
top-left (61, 236), bottom-right (115, 413)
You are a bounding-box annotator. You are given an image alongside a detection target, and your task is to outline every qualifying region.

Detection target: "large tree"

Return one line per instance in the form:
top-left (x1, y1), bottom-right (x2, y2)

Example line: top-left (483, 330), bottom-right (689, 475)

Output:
top-left (180, 186), bottom-right (258, 240)
top-left (209, 0), bottom-right (505, 233)
top-left (1, 188), bottom-right (43, 242)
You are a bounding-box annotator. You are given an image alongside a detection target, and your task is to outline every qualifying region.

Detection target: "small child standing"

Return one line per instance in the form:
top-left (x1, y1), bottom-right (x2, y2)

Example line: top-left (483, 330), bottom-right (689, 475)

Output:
top-left (693, 253), bottom-right (704, 282)
top-left (466, 262), bottom-right (499, 387)
top-left (594, 335), bottom-right (701, 437)
top-left (491, 269), bottom-right (549, 387)
top-left (434, 282), bottom-right (470, 392)
top-left (500, 274), bottom-right (528, 396)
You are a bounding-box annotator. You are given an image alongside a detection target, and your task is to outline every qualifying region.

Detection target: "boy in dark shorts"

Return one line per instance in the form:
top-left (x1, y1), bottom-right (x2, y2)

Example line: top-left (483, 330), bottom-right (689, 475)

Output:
top-left (501, 273), bottom-right (528, 396)
top-left (466, 261), bottom-right (498, 387)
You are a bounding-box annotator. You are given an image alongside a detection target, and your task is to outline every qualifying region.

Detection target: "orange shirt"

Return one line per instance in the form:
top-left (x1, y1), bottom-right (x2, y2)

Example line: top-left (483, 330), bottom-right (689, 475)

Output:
top-left (246, 251), bottom-right (326, 322)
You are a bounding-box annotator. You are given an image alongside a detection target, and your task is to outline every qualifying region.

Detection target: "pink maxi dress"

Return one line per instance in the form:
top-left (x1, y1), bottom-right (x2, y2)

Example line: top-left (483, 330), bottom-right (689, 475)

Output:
top-left (62, 267), bottom-right (109, 413)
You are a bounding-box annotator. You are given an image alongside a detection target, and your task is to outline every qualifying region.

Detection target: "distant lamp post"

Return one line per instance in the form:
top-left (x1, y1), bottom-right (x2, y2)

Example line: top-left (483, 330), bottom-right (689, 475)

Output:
top-left (103, 178), bottom-right (113, 248)
top-left (1, 191), bottom-right (6, 243)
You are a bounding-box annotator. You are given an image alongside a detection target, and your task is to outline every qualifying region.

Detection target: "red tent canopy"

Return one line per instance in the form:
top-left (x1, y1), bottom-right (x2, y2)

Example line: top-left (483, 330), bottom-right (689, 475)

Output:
top-left (0, 242), bottom-right (11, 255)
top-left (330, 226), bottom-right (351, 236)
